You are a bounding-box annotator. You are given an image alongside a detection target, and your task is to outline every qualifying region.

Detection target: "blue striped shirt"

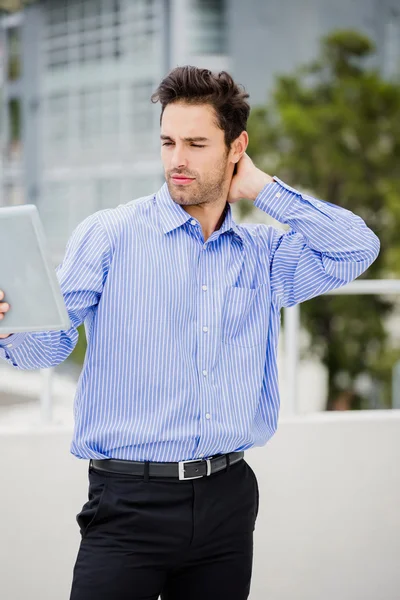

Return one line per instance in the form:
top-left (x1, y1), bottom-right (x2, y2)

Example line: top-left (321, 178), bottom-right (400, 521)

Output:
top-left (0, 178), bottom-right (380, 461)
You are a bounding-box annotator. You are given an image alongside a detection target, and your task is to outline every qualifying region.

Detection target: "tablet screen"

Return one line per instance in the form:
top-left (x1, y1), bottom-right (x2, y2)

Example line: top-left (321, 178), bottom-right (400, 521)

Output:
top-left (0, 204), bottom-right (71, 334)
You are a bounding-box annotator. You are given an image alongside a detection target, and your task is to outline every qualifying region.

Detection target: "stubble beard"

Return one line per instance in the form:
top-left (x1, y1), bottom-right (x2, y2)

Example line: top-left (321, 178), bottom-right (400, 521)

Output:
top-left (166, 156), bottom-right (229, 207)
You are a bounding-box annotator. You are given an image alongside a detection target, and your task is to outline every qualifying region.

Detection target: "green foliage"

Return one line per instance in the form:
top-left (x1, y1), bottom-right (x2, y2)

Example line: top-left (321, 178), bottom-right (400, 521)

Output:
top-left (69, 324), bottom-right (87, 366)
top-left (246, 30), bottom-right (400, 409)
top-left (0, 1), bottom-right (37, 13)
top-left (7, 28), bottom-right (21, 81)
top-left (9, 99), bottom-right (20, 140)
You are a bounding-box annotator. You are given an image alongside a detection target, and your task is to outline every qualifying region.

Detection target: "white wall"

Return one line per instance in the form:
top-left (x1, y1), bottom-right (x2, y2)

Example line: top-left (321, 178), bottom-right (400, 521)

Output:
top-left (0, 411), bottom-right (399, 600)
top-left (250, 411), bottom-right (400, 600)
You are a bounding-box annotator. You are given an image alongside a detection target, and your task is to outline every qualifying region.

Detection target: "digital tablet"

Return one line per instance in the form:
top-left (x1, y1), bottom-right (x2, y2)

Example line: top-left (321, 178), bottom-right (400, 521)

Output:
top-left (0, 204), bottom-right (71, 334)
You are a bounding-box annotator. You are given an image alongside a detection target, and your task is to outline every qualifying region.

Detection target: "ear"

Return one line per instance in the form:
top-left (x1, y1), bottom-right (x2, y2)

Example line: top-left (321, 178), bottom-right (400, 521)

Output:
top-left (230, 131), bottom-right (249, 165)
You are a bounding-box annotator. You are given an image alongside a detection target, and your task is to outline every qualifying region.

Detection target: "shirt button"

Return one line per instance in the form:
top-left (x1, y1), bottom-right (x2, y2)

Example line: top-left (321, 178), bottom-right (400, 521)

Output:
top-left (203, 243), bottom-right (207, 250)
top-left (202, 285), bottom-right (208, 291)
top-left (205, 413), bottom-right (211, 420)
top-left (6, 344), bottom-right (12, 348)
top-left (202, 326), bottom-right (208, 333)
top-left (275, 192), bottom-right (282, 198)
top-left (190, 219), bottom-right (196, 225)
top-left (316, 202), bottom-right (322, 208)
top-left (202, 370), bottom-right (208, 376)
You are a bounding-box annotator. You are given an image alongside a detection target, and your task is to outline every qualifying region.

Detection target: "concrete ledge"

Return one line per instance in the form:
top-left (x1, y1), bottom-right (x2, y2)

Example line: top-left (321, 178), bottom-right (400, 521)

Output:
top-left (0, 412), bottom-right (399, 600)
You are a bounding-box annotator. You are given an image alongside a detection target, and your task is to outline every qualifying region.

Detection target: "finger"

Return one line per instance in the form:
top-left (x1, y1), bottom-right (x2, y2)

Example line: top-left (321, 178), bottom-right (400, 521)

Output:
top-left (0, 303), bottom-right (10, 312)
top-left (0, 290), bottom-right (4, 300)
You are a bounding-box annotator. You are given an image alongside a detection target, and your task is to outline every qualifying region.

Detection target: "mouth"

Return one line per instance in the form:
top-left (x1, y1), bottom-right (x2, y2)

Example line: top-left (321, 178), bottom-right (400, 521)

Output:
top-left (171, 176), bottom-right (196, 186)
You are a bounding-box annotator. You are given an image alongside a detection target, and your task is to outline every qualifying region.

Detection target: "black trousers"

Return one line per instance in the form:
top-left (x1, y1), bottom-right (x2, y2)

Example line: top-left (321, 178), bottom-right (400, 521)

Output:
top-left (70, 457), bottom-right (259, 600)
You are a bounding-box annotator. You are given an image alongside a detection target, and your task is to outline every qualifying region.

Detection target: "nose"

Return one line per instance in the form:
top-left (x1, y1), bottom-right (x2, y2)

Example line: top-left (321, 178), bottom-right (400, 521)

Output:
top-left (171, 145), bottom-right (188, 170)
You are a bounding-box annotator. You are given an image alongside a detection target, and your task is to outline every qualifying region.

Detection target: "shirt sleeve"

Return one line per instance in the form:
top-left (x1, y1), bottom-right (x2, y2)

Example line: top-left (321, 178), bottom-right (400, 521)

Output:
top-left (253, 177), bottom-right (380, 309)
top-left (0, 213), bottom-right (111, 370)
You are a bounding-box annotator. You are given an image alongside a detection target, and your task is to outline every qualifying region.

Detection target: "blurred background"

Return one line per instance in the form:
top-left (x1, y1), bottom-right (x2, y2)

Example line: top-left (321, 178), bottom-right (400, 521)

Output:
top-left (0, 1), bottom-right (399, 600)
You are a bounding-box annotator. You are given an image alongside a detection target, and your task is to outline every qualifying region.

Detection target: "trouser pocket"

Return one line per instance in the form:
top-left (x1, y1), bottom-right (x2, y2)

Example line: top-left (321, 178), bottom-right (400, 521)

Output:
top-left (76, 470), bottom-right (109, 538)
top-left (245, 461), bottom-right (259, 526)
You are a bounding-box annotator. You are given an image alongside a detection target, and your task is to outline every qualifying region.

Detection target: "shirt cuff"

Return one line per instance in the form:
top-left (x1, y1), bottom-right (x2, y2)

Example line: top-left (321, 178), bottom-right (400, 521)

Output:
top-left (253, 176), bottom-right (300, 222)
top-left (0, 332), bottom-right (29, 350)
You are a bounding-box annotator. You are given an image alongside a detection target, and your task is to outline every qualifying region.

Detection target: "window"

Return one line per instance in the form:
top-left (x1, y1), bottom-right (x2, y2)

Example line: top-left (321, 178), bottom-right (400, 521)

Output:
top-left (70, 180), bottom-right (97, 228)
top-left (96, 178), bottom-right (121, 210)
top-left (78, 85), bottom-right (120, 146)
top-left (47, 93), bottom-right (68, 144)
top-left (44, 0), bottom-right (122, 69)
top-left (121, 177), bottom-right (159, 204)
top-left (101, 85), bottom-right (120, 136)
top-left (129, 80), bottom-right (157, 152)
top-left (43, 93), bottom-right (69, 164)
top-left (128, 0), bottom-right (155, 57)
top-left (132, 81), bottom-right (154, 134)
top-left (80, 88), bottom-right (100, 145)
top-left (38, 182), bottom-right (71, 255)
top-left (189, 0), bottom-right (227, 55)
top-left (383, 7), bottom-right (400, 79)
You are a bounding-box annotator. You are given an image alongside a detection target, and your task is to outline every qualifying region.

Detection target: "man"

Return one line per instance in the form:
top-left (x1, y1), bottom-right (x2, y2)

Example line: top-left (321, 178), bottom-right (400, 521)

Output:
top-left (0, 66), bottom-right (379, 599)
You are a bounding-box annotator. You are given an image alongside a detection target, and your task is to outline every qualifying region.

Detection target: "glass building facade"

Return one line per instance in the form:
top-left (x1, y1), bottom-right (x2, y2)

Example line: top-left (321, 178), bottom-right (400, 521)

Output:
top-left (0, 0), bottom-right (229, 261)
top-left (38, 0), bottom-right (166, 260)
top-left (0, 0), bottom-right (398, 262)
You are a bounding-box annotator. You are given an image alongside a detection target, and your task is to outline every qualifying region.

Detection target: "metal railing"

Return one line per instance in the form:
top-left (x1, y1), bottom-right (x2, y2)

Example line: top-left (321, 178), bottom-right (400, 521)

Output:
top-left (284, 280), bottom-right (400, 415)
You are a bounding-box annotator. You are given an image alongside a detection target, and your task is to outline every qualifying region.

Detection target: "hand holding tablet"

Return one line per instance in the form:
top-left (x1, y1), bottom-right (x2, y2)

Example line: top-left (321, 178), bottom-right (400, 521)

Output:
top-left (0, 204), bottom-right (71, 338)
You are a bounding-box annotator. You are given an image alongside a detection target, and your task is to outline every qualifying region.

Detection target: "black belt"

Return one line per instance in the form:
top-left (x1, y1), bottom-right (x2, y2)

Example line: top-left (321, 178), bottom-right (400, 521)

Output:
top-left (90, 451), bottom-right (244, 481)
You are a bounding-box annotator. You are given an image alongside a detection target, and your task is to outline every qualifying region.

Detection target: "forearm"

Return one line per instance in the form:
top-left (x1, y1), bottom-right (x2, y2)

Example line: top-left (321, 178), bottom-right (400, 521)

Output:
top-left (255, 177), bottom-right (380, 281)
top-left (0, 213), bottom-right (109, 370)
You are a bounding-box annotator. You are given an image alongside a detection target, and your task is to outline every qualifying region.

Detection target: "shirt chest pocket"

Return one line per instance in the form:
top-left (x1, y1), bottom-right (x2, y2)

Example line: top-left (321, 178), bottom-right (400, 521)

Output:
top-left (221, 285), bottom-right (269, 348)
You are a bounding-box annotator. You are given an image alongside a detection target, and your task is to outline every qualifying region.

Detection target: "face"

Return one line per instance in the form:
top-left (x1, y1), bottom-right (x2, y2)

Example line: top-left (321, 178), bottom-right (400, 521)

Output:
top-left (160, 102), bottom-right (235, 207)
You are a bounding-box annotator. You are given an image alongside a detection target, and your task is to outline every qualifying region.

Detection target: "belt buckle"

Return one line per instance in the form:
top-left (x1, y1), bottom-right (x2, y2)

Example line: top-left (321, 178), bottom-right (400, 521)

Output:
top-left (178, 457), bottom-right (212, 480)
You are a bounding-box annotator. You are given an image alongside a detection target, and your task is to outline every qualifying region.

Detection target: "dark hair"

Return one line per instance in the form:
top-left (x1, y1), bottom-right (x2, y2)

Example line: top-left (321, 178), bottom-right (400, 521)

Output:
top-left (151, 65), bottom-right (250, 148)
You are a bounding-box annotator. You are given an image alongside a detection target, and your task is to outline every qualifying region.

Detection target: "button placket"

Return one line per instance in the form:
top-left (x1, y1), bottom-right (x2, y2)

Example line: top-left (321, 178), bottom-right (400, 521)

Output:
top-left (200, 277), bottom-right (209, 379)
top-left (198, 244), bottom-right (213, 432)
top-left (196, 239), bottom-right (224, 443)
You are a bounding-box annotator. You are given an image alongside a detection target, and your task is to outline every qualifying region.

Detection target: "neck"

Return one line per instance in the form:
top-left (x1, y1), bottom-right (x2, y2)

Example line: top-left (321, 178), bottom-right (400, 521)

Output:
top-left (183, 200), bottom-right (228, 241)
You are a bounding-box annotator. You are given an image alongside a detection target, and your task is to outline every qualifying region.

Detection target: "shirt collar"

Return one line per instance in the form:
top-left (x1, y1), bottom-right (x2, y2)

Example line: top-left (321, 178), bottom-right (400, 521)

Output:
top-left (155, 182), bottom-right (244, 242)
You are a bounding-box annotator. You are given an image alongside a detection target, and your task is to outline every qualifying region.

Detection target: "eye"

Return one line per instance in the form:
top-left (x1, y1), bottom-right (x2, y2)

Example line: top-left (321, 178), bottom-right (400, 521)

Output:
top-left (162, 142), bottom-right (173, 146)
top-left (191, 144), bottom-right (205, 148)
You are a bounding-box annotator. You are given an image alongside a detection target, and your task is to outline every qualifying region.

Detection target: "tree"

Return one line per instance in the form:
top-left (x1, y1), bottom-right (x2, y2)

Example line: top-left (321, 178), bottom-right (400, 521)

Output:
top-left (69, 324), bottom-right (87, 366)
top-left (0, 0), bottom-right (37, 12)
top-left (246, 30), bottom-right (400, 409)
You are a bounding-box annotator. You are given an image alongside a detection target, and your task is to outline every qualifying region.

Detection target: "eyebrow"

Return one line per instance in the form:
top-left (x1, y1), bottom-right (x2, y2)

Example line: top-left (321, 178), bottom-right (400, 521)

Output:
top-left (160, 135), bottom-right (210, 142)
